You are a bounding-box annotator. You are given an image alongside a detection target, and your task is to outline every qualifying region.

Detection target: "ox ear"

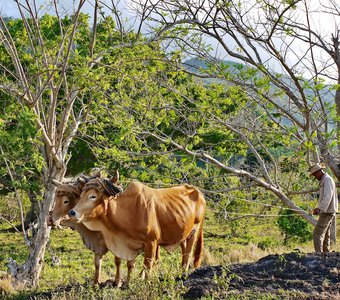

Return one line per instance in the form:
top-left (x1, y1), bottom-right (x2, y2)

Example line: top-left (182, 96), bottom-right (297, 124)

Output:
top-left (111, 170), bottom-right (119, 184)
top-left (52, 179), bottom-right (62, 187)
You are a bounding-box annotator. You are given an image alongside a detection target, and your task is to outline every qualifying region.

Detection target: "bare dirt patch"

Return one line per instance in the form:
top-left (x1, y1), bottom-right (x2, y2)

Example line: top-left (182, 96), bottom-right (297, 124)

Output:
top-left (183, 252), bottom-right (340, 299)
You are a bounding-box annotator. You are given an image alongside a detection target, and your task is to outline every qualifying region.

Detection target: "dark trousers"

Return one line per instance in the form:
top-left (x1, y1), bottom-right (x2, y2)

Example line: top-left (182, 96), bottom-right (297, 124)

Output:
top-left (313, 213), bottom-right (335, 253)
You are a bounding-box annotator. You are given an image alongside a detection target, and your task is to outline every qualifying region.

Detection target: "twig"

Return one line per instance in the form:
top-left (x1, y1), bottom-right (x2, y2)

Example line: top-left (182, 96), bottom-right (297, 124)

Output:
top-left (0, 145), bottom-right (30, 246)
top-left (0, 214), bottom-right (20, 232)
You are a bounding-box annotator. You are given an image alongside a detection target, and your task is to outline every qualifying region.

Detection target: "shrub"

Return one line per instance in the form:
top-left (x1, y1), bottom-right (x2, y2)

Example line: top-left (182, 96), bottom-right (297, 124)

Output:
top-left (277, 208), bottom-right (313, 244)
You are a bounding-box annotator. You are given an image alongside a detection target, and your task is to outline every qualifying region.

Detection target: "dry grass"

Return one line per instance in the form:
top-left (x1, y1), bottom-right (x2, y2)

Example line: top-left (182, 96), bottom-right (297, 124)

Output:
top-left (228, 243), bottom-right (268, 264)
top-left (0, 272), bottom-right (14, 296)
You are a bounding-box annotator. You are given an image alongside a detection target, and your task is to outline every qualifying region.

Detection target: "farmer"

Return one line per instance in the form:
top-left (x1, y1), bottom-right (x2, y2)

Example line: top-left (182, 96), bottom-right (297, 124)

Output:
top-left (309, 163), bottom-right (338, 253)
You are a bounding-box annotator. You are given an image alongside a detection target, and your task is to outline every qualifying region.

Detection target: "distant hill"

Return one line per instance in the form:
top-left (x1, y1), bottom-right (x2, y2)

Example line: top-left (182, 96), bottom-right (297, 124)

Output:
top-left (183, 57), bottom-right (335, 128)
top-left (183, 58), bottom-right (240, 76)
top-left (183, 57), bottom-right (335, 104)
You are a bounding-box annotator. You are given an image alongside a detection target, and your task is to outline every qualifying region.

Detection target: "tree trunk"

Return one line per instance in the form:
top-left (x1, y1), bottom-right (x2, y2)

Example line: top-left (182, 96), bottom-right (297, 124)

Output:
top-left (24, 190), bottom-right (40, 228)
top-left (8, 168), bottom-right (63, 287)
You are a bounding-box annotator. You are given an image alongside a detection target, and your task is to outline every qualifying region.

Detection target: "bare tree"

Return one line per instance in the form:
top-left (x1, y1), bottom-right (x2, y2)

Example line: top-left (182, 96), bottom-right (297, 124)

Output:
top-left (0, 0), bottom-right (92, 286)
top-left (131, 0), bottom-right (339, 230)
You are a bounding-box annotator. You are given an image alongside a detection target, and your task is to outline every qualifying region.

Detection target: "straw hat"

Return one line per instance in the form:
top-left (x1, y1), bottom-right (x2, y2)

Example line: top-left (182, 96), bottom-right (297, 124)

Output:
top-left (309, 163), bottom-right (325, 175)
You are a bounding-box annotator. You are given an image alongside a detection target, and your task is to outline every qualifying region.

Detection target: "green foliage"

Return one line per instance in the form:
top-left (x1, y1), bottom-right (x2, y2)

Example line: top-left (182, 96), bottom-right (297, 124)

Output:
top-left (0, 12), bottom-right (268, 204)
top-left (277, 208), bottom-right (313, 244)
top-left (0, 101), bottom-right (43, 193)
top-left (67, 140), bottom-right (97, 176)
top-left (72, 36), bottom-right (248, 186)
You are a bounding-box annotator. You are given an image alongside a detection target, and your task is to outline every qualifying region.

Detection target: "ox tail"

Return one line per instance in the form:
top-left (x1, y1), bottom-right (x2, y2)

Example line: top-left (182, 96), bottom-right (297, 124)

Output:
top-left (193, 220), bottom-right (204, 268)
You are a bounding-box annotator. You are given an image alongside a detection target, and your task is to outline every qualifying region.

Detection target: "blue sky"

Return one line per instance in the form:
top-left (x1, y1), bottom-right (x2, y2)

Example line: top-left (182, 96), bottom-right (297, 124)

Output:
top-left (0, 0), bottom-right (338, 82)
top-left (0, 1), bottom-right (94, 18)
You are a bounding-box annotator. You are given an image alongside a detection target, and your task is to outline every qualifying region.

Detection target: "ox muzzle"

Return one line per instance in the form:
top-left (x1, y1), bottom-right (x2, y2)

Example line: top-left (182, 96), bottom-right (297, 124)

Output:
top-left (47, 211), bottom-right (54, 227)
top-left (47, 211), bottom-right (62, 228)
top-left (68, 209), bottom-right (82, 222)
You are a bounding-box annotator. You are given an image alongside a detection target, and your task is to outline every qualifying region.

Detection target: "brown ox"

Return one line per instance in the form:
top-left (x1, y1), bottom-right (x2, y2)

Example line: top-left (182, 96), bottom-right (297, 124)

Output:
top-left (68, 177), bottom-right (206, 282)
top-left (48, 176), bottom-right (132, 286)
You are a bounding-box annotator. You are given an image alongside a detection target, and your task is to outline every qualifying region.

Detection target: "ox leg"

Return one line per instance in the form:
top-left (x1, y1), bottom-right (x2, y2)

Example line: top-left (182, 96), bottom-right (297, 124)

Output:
top-left (156, 245), bottom-right (160, 261)
top-left (94, 254), bottom-right (103, 285)
top-left (182, 233), bottom-right (196, 273)
top-left (125, 259), bottom-right (135, 286)
top-left (180, 240), bottom-right (187, 268)
top-left (155, 245), bottom-right (160, 264)
top-left (140, 241), bottom-right (158, 280)
top-left (114, 256), bottom-right (123, 287)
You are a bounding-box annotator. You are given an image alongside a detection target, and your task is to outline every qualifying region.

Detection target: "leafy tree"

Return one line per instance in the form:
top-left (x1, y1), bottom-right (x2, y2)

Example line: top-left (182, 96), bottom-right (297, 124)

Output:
top-left (79, 38), bottom-right (247, 186)
top-left (0, 1), bottom-right (149, 286)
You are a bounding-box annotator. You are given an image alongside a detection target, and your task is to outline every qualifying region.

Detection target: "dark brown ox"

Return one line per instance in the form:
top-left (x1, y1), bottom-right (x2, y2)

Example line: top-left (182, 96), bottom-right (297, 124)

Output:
top-left (69, 177), bottom-right (206, 282)
top-left (48, 176), bottom-right (132, 286)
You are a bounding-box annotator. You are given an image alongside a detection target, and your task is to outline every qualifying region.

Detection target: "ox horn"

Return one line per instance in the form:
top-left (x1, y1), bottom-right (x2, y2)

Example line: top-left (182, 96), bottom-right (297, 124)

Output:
top-left (77, 176), bottom-right (88, 184)
top-left (111, 170), bottom-right (119, 184)
top-left (77, 174), bottom-right (92, 190)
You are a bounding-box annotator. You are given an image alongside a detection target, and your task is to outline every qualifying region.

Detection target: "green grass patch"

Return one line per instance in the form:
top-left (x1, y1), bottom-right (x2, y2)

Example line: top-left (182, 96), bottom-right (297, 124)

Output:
top-left (1, 195), bottom-right (339, 299)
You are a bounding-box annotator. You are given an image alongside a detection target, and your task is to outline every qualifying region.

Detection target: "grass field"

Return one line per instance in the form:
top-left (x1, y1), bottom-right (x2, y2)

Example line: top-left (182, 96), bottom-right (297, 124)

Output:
top-left (1, 200), bottom-right (339, 299)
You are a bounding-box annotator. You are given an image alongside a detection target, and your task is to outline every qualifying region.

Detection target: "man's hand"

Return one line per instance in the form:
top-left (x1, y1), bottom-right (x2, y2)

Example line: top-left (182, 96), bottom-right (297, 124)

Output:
top-left (312, 208), bottom-right (321, 215)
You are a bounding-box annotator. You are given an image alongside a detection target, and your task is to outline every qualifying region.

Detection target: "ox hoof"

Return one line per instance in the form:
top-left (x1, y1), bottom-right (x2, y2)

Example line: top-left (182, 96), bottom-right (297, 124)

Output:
top-left (100, 279), bottom-right (124, 288)
top-left (120, 282), bottom-right (130, 290)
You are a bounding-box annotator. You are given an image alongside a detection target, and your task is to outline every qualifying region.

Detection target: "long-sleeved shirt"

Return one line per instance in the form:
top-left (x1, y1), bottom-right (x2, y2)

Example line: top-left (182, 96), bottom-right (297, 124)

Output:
top-left (318, 173), bottom-right (338, 213)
